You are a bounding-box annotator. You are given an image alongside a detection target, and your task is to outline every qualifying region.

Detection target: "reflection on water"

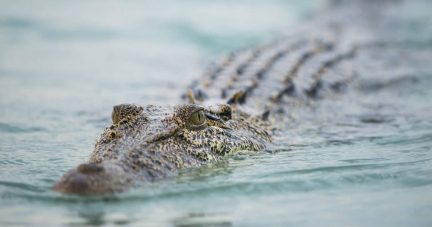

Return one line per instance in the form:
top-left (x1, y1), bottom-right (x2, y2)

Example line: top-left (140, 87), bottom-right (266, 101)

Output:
top-left (172, 212), bottom-right (232, 227)
top-left (1, 0), bottom-right (432, 226)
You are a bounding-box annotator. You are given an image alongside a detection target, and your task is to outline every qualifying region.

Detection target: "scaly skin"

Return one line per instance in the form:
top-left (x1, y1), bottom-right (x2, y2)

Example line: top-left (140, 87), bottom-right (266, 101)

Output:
top-left (53, 104), bottom-right (272, 194)
top-left (52, 34), bottom-right (359, 195)
top-left (53, 1), bottom-right (401, 195)
top-left (52, 35), bottom-right (359, 195)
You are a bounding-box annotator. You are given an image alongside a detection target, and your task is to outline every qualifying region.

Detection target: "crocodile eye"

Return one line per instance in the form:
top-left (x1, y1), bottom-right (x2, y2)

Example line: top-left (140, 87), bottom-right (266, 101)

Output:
top-left (190, 110), bottom-right (205, 125)
top-left (112, 111), bottom-right (118, 124)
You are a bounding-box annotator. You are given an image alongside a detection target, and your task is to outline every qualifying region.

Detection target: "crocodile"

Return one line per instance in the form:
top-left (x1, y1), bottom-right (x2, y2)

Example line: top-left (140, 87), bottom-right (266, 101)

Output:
top-left (52, 0), bottom-right (413, 195)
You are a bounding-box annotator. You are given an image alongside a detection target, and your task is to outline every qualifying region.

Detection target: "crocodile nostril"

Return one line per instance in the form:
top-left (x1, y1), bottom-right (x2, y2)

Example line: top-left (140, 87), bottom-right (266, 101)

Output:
top-left (77, 163), bottom-right (104, 174)
top-left (68, 173), bottom-right (88, 190)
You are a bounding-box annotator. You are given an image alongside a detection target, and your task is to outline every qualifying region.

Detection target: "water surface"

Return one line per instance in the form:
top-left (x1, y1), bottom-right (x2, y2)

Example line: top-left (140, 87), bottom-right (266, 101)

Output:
top-left (1, 0), bottom-right (432, 226)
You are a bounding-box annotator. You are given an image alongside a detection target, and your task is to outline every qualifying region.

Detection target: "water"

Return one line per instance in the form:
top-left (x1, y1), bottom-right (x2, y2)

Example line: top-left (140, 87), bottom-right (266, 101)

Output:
top-left (1, 0), bottom-right (432, 226)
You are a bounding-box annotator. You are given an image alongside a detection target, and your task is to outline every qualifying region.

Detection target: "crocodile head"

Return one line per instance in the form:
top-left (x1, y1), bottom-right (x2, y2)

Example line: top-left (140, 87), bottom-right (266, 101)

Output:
top-left (53, 103), bottom-right (272, 195)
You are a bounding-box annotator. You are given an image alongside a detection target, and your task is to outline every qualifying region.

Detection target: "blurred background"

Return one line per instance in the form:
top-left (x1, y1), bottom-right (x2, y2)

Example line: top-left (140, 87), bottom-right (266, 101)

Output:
top-left (0, 0), bottom-right (322, 110)
top-left (1, 0), bottom-right (432, 226)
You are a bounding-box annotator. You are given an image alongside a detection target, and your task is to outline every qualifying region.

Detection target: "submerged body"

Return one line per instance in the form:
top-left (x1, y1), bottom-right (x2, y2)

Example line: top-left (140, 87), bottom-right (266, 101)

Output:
top-left (53, 1), bottom-right (405, 195)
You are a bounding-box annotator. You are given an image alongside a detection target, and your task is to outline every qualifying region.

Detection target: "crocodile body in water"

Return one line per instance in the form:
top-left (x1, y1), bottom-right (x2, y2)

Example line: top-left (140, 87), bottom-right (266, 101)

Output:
top-left (53, 0), bottom-right (423, 195)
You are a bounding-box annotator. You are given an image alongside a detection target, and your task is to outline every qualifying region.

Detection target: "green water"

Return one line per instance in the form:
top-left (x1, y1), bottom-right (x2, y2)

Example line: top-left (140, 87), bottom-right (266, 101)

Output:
top-left (1, 0), bottom-right (432, 226)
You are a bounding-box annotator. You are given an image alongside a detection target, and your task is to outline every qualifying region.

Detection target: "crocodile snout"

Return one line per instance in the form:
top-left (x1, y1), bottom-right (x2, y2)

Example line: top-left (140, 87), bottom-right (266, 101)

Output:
top-left (77, 163), bottom-right (104, 174)
top-left (52, 162), bottom-right (131, 195)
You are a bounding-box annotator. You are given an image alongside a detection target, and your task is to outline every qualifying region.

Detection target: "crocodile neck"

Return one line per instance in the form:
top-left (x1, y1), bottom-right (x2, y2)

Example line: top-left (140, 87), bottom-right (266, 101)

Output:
top-left (185, 1), bottom-right (388, 114)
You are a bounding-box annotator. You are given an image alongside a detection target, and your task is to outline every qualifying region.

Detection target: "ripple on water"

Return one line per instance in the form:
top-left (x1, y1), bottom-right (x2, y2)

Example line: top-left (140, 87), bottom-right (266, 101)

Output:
top-left (0, 181), bottom-right (45, 193)
top-left (0, 122), bottom-right (47, 133)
